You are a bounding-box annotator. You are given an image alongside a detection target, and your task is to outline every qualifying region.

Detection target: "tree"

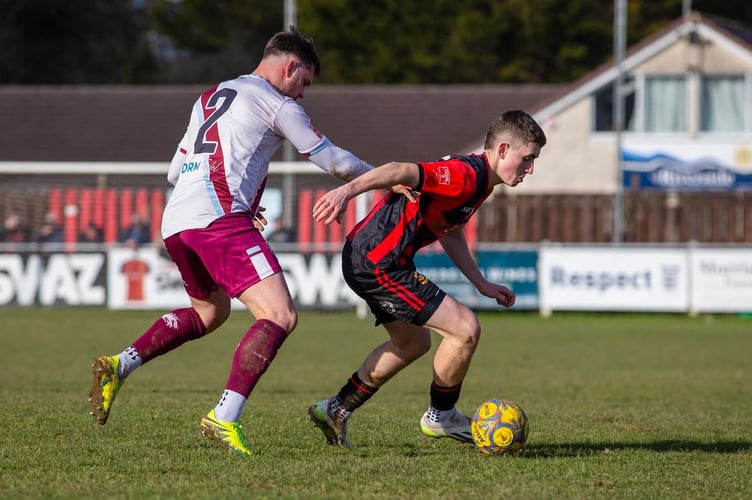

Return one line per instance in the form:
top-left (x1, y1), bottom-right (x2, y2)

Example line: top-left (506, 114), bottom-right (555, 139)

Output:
top-left (0, 0), bottom-right (155, 84)
top-left (145, 0), bottom-right (284, 83)
top-left (2, 0), bottom-right (751, 85)
top-left (296, 0), bottom-right (752, 84)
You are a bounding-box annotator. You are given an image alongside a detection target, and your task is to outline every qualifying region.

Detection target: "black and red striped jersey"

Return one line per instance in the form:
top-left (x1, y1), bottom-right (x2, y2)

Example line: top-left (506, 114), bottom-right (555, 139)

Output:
top-left (348, 153), bottom-right (493, 267)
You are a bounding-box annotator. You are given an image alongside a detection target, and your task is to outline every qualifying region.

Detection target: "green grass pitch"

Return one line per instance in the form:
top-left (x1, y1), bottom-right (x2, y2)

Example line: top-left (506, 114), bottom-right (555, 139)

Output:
top-left (1, 308), bottom-right (750, 498)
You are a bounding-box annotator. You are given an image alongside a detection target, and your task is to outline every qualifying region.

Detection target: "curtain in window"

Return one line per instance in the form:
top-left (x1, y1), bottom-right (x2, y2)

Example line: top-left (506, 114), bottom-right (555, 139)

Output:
top-left (701, 76), bottom-right (745, 132)
top-left (645, 76), bottom-right (686, 132)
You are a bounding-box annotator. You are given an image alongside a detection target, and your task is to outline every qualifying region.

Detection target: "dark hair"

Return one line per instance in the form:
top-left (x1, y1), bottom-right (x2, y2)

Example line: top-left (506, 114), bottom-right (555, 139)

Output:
top-left (484, 109), bottom-right (547, 149)
top-left (264, 26), bottom-right (320, 76)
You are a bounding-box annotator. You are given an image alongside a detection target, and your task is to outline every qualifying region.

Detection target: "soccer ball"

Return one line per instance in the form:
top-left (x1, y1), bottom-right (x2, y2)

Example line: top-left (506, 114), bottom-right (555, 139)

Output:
top-left (470, 399), bottom-right (529, 455)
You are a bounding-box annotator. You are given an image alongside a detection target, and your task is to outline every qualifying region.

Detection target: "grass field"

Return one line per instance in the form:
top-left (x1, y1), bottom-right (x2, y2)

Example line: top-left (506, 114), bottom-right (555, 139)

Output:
top-left (1, 308), bottom-right (750, 499)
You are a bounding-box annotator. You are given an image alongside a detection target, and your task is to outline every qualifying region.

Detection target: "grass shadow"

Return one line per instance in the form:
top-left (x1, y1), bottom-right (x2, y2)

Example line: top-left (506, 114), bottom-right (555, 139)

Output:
top-left (523, 439), bottom-right (752, 458)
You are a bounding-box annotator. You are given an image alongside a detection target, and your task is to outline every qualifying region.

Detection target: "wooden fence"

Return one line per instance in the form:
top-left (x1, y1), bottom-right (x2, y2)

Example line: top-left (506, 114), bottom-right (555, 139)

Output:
top-left (478, 191), bottom-right (752, 244)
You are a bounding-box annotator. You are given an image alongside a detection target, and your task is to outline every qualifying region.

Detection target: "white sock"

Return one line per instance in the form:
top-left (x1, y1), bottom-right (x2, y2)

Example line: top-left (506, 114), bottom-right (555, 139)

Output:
top-left (117, 346), bottom-right (142, 379)
top-left (328, 397), bottom-right (352, 422)
top-left (426, 405), bottom-right (455, 423)
top-left (214, 390), bottom-right (246, 422)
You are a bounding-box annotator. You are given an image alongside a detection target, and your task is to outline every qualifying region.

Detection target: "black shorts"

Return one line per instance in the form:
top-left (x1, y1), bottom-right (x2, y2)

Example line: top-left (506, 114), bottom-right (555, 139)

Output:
top-left (342, 240), bottom-right (446, 326)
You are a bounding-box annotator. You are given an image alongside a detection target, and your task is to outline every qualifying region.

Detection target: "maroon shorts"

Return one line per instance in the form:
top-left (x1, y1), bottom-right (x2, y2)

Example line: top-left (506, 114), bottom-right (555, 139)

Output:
top-left (164, 212), bottom-right (282, 299)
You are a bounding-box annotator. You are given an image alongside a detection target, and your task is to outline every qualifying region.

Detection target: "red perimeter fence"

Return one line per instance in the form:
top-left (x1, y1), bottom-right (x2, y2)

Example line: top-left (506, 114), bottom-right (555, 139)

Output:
top-left (2, 186), bottom-right (752, 247)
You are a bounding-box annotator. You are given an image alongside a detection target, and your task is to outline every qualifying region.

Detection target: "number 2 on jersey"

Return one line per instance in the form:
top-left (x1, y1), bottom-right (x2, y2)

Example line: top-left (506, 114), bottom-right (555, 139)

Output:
top-left (194, 88), bottom-right (237, 154)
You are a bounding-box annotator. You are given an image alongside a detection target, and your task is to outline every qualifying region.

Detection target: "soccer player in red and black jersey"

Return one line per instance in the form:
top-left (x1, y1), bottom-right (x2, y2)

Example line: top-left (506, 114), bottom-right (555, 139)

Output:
top-left (308, 109), bottom-right (546, 446)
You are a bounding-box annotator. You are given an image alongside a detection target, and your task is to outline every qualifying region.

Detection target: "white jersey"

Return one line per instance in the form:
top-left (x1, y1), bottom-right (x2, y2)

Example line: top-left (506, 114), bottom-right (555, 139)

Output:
top-left (161, 74), bottom-right (371, 238)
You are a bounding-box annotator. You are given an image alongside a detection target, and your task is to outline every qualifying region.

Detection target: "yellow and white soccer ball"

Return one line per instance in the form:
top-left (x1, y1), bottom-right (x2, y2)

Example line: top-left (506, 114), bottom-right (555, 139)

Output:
top-left (470, 398), bottom-right (529, 455)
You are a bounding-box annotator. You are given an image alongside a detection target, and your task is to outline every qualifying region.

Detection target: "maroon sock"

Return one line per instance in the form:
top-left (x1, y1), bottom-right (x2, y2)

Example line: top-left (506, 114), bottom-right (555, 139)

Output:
top-left (224, 319), bottom-right (288, 397)
top-left (131, 308), bottom-right (206, 362)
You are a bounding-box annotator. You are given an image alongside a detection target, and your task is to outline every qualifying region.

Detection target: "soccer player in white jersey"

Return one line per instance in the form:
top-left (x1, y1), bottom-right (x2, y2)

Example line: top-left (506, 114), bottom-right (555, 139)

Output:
top-left (89, 27), bottom-right (390, 455)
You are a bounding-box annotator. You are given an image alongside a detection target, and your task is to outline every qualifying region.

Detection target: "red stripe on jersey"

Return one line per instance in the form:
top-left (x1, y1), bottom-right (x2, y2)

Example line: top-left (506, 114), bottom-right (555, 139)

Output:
top-left (201, 86), bottom-right (233, 213)
top-left (348, 192), bottom-right (388, 239)
top-left (366, 197), bottom-right (420, 264)
top-left (374, 268), bottom-right (426, 311)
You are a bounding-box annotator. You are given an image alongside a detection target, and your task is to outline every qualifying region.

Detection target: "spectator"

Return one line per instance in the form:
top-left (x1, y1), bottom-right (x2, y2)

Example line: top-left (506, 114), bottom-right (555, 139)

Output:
top-left (36, 212), bottom-right (64, 244)
top-left (119, 213), bottom-right (151, 246)
top-left (80, 224), bottom-right (104, 244)
top-left (266, 219), bottom-right (296, 243)
top-left (1, 212), bottom-right (29, 243)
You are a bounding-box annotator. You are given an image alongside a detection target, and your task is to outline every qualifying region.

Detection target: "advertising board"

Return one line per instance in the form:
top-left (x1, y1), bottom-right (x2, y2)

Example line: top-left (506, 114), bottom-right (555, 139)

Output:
top-left (538, 246), bottom-right (689, 313)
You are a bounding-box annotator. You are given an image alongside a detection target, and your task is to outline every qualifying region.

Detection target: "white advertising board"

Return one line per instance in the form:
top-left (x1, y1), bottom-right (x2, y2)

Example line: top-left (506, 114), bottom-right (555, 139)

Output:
top-left (538, 246), bottom-right (689, 313)
top-left (107, 247), bottom-right (359, 310)
top-left (690, 248), bottom-right (752, 313)
top-left (0, 252), bottom-right (106, 306)
top-left (107, 246), bottom-right (191, 309)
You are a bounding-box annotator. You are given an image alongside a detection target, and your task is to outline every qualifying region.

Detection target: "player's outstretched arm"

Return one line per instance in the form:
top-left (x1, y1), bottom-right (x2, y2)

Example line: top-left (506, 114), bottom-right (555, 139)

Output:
top-left (313, 162), bottom-right (419, 224)
top-left (307, 141), bottom-right (373, 182)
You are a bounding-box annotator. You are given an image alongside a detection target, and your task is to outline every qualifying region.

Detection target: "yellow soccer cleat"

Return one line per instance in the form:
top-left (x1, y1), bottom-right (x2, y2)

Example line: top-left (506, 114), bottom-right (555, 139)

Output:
top-left (89, 355), bottom-right (123, 425)
top-left (200, 410), bottom-right (252, 456)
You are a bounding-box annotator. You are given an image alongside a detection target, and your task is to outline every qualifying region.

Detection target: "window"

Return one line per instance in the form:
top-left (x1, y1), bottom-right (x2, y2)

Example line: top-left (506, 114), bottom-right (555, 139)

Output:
top-left (594, 78), bottom-right (635, 131)
top-left (644, 75), bottom-right (686, 132)
top-left (701, 75), bottom-right (745, 132)
top-left (593, 73), bottom-right (750, 134)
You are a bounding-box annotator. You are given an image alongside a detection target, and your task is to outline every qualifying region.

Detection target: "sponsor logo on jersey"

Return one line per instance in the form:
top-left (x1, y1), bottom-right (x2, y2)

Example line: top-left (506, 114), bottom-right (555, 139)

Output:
top-left (413, 272), bottom-right (429, 285)
top-left (208, 159), bottom-right (223, 172)
top-left (436, 166), bottom-right (451, 185)
top-left (181, 161), bottom-right (201, 173)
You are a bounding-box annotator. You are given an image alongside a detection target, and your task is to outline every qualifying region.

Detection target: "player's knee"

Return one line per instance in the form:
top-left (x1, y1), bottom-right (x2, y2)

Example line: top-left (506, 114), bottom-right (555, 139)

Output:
top-left (268, 307), bottom-right (298, 335)
top-left (198, 304), bottom-right (231, 333)
top-left (283, 310), bottom-right (298, 334)
top-left (456, 312), bottom-right (481, 351)
top-left (192, 291), bottom-right (232, 333)
top-left (413, 330), bottom-right (432, 357)
top-left (214, 303), bottom-right (232, 325)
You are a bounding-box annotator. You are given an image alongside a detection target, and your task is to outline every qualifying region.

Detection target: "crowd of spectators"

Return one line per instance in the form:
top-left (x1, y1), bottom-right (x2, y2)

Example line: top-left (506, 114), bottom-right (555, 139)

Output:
top-left (0, 210), bottom-right (152, 247)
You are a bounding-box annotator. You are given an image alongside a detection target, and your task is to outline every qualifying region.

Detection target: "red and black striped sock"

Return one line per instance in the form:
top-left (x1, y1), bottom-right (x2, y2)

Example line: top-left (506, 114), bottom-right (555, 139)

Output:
top-left (336, 371), bottom-right (378, 412)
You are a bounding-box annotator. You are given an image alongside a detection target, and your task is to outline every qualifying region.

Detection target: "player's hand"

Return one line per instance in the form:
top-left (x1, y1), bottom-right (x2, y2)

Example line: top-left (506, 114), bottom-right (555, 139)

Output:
top-left (478, 282), bottom-right (516, 308)
top-left (313, 187), bottom-right (349, 224)
top-left (391, 184), bottom-right (417, 202)
top-left (495, 286), bottom-right (516, 308)
top-left (252, 206), bottom-right (268, 231)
